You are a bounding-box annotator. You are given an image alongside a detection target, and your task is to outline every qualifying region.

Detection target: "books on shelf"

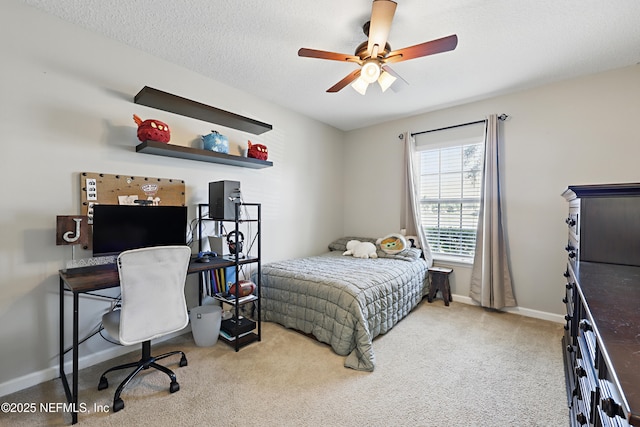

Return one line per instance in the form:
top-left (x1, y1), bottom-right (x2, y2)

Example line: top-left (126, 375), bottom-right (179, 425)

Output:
top-left (207, 266), bottom-right (236, 294)
top-left (214, 292), bottom-right (257, 305)
top-left (219, 330), bottom-right (253, 342)
top-left (221, 316), bottom-right (256, 336)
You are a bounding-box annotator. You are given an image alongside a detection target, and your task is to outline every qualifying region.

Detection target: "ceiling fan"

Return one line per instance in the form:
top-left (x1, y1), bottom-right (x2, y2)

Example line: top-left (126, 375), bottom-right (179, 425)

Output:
top-left (298, 0), bottom-right (458, 95)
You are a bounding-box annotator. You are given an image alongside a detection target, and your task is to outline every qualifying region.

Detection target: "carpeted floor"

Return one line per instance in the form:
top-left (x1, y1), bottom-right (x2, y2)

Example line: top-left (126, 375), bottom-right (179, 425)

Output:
top-left (1, 300), bottom-right (568, 426)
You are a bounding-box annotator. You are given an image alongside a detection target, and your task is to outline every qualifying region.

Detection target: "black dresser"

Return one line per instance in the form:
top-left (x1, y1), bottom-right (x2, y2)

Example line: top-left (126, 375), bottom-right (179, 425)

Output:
top-left (562, 184), bottom-right (640, 426)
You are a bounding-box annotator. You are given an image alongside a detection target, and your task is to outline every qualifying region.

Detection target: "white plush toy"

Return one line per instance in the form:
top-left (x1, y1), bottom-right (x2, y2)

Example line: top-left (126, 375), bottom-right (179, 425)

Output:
top-left (343, 240), bottom-right (378, 259)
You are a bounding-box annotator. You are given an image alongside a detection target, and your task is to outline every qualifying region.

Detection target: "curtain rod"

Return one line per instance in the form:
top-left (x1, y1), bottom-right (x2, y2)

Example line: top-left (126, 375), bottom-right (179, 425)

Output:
top-left (408, 114), bottom-right (509, 138)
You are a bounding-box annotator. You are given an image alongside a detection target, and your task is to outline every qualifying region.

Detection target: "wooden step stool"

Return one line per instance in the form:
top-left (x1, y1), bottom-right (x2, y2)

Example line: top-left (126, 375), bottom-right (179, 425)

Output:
top-left (427, 267), bottom-right (453, 306)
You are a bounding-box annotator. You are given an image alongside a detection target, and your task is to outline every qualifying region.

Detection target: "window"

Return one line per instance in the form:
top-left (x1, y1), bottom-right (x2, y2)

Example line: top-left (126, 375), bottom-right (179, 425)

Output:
top-left (417, 142), bottom-right (484, 259)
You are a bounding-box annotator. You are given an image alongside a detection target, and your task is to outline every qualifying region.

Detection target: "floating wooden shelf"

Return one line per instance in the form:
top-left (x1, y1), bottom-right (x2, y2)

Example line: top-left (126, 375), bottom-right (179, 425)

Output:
top-left (134, 86), bottom-right (272, 135)
top-left (136, 141), bottom-right (273, 169)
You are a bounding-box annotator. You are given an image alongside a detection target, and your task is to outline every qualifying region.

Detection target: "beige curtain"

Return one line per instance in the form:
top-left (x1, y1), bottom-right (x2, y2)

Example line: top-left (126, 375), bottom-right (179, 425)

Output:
top-left (400, 132), bottom-right (433, 265)
top-left (469, 115), bottom-right (516, 309)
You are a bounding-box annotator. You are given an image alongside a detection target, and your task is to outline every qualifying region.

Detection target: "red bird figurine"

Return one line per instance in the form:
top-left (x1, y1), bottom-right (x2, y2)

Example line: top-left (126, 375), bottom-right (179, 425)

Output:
top-left (247, 141), bottom-right (268, 160)
top-left (133, 114), bottom-right (170, 143)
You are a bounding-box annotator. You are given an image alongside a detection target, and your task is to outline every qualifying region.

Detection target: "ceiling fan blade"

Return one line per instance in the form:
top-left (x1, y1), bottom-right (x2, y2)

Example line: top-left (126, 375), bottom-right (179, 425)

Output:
top-left (298, 48), bottom-right (361, 63)
top-left (327, 69), bottom-right (362, 93)
top-left (381, 65), bottom-right (408, 92)
top-left (367, 0), bottom-right (397, 57)
top-left (385, 34), bottom-right (458, 64)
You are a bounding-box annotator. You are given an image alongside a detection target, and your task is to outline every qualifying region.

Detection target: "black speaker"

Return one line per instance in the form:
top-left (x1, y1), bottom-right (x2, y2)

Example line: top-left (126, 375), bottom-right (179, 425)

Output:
top-left (209, 180), bottom-right (241, 220)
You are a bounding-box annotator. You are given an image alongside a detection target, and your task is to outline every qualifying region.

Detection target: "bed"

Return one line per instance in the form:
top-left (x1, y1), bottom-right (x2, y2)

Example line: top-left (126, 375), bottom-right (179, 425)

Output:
top-left (259, 237), bottom-right (432, 371)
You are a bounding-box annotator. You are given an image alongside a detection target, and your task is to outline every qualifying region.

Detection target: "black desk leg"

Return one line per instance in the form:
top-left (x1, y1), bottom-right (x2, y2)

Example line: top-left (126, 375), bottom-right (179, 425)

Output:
top-left (72, 291), bottom-right (79, 424)
top-left (59, 278), bottom-right (67, 394)
top-left (58, 280), bottom-right (78, 424)
top-left (60, 278), bottom-right (78, 424)
top-left (199, 271), bottom-right (205, 306)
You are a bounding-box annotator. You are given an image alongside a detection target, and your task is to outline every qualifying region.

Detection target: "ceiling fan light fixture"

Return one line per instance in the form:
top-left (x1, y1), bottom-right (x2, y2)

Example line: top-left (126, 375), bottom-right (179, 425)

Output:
top-left (351, 77), bottom-right (369, 95)
top-left (298, 0), bottom-right (458, 94)
top-left (360, 60), bottom-right (381, 84)
top-left (377, 70), bottom-right (396, 92)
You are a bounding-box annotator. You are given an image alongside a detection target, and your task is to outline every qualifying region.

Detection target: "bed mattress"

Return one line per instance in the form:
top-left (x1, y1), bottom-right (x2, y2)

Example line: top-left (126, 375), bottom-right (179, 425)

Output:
top-left (260, 250), bottom-right (430, 371)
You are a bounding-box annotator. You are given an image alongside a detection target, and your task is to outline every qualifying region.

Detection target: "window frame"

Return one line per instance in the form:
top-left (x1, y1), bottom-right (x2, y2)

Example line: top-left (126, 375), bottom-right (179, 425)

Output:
top-left (415, 137), bottom-right (485, 262)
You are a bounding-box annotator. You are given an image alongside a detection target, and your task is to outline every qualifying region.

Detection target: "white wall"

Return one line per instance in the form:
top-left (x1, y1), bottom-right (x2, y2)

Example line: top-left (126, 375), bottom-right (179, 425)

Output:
top-left (0, 1), bottom-right (345, 395)
top-left (343, 64), bottom-right (640, 317)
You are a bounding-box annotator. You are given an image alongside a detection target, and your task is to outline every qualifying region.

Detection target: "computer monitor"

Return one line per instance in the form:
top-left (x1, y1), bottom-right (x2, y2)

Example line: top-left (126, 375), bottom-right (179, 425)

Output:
top-left (92, 205), bottom-right (187, 257)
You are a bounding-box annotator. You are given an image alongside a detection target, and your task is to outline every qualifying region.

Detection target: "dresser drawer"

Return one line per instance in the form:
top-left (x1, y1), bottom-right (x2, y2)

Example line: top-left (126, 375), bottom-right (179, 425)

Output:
top-left (563, 267), bottom-right (575, 311)
top-left (578, 319), bottom-right (596, 364)
top-left (563, 266), bottom-right (578, 344)
top-left (576, 335), bottom-right (598, 419)
top-left (597, 379), bottom-right (629, 426)
top-left (566, 235), bottom-right (579, 266)
top-left (567, 203), bottom-right (580, 241)
top-left (573, 394), bottom-right (590, 426)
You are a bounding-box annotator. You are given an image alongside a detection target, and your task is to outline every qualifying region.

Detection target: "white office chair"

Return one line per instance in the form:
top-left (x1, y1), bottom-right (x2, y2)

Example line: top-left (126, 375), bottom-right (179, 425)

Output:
top-left (98, 245), bottom-right (192, 413)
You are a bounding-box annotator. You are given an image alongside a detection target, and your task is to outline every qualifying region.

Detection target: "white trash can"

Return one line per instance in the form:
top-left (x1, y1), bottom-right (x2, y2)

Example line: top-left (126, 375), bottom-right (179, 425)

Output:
top-left (190, 305), bottom-right (222, 347)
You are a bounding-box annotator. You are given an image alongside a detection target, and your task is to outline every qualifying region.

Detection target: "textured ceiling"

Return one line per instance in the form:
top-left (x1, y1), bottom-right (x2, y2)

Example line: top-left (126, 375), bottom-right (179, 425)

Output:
top-left (20, 0), bottom-right (640, 131)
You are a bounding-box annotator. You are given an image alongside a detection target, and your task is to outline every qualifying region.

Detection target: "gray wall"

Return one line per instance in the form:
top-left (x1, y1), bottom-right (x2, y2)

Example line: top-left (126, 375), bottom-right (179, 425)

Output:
top-left (343, 65), bottom-right (640, 318)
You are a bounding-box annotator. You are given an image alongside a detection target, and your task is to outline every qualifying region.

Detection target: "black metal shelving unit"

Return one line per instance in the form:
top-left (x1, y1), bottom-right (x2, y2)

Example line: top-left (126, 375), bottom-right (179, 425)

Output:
top-left (197, 202), bottom-right (261, 351)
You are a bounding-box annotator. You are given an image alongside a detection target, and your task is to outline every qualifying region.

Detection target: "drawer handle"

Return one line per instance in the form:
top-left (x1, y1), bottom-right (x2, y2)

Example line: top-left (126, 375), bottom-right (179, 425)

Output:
top-left (566, 217), bottom-right (576, 227)
top-left (576, 413), bottom-right (587, 425)
top-left (565, 282), bottom-right (573, 290)
top-left (579, 320), bottom-right (592, 332)
top-left (575, 366), bottom-right (587, 378)
top-left (563, 269), bottom-right (570, 278)
top-left (565, 244), bottom-right (576, 252)
top-left (572, 386), bottom-right (580, 397)
top-left (565, 314), bottom-right (573, 322)
top-left (568, 251), bottom-right (577, 259)
top-left (562, 297), bottom-right (568, 304)
top-left (601, 397), bottom-right (624, 418)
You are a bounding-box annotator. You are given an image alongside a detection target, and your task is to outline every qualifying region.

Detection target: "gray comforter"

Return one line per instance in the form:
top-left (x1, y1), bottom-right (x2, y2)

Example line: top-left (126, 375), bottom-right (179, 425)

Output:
top-left (260, 251), bottom-right (430, 371)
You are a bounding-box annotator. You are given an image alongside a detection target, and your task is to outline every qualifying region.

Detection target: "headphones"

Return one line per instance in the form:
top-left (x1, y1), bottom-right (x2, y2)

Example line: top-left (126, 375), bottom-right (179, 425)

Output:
top-left (226, 230), bottom-right (244, 255)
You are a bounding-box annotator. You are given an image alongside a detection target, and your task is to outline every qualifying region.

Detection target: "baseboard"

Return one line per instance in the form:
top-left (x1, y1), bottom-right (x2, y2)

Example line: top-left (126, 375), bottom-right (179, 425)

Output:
top-left (451, 294), bottom-right (564, 324)
top-left (0, 328), bottom-right (190, 398)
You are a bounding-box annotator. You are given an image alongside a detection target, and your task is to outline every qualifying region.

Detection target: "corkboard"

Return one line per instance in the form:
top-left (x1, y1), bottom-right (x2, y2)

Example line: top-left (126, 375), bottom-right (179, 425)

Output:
top-left (80, 172), bottom-right (185, 221)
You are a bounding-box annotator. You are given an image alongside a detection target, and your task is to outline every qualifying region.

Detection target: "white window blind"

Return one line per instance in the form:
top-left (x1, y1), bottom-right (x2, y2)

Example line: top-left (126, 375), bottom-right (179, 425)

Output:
top-left (415, 124), bottom-right (484, 258)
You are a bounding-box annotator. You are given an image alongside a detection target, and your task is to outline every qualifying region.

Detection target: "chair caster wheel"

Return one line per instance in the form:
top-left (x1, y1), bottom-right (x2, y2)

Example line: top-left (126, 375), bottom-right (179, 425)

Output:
top-left (179, 355), bottom-right (188, 367)
top-left (170, 381), bottom-right (180, 393)
top-left (98, 377), bottom-right (108, 390)
top-left (113, 398), bottom-right (124, 412)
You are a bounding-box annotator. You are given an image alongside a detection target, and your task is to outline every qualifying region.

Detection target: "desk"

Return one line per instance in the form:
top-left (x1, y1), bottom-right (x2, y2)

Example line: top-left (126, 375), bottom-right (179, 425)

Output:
top-left (58, 256), bottom-right (238, 424)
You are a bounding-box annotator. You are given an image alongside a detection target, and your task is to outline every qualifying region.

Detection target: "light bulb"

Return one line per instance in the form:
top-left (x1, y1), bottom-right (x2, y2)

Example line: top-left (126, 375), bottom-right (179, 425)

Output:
top-left (360, 60), bottom-right (381, 84)
top-left (377, 71), bottom-right (397, 92)
top-left (351, 77), bottom-right (369, 95)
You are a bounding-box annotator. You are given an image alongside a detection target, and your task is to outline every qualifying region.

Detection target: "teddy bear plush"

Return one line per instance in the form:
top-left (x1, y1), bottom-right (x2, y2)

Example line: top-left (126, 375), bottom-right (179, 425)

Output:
top-left (343, 240), bottom-right (378, 259)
